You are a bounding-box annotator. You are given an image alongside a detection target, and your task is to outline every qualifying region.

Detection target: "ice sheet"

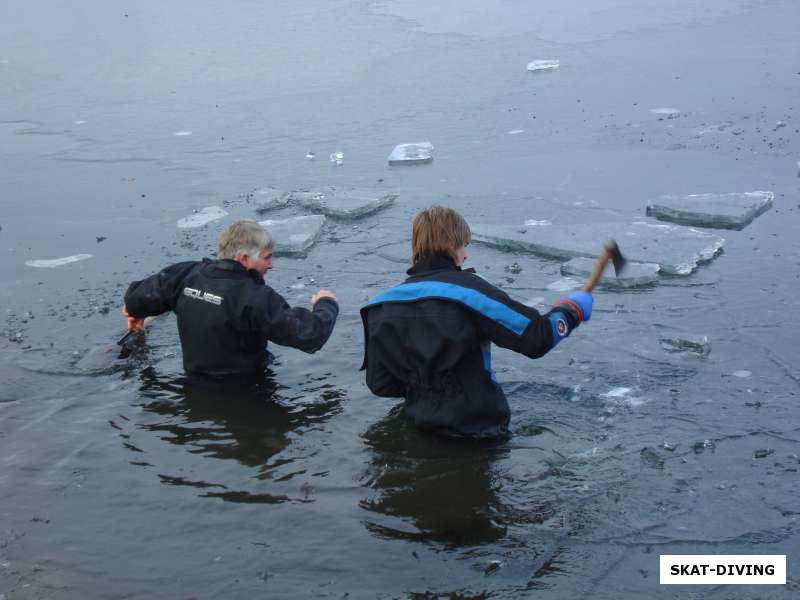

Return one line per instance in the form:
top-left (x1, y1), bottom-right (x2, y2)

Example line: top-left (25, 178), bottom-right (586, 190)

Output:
top-left (288, 189), bottom-right (397, 219)
top-left (25, 254), bottom-right (93, 268)
top-left (258, 215), bottom-right (326, 256)
top-left (388, 142), bottom-right (433, 166)
top-left (472, 220), bottom-right (724, 275)
top-left (252, 187), bottom-right (292, 213)
top-left (560, 257), bottom-right (660, 288)
top-left (177, 206), bottom-right (228, 229)
top-left (645, 191), bottom-right (773, 230)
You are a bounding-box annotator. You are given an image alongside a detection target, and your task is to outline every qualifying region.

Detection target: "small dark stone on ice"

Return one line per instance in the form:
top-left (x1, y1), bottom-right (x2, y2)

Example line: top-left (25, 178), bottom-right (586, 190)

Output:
top-left (754, 449), bottom-right (775, 459)
top-left (640, 447), bottom-right (665, 469)
top-left (484, 560), bottom-right (502, 575)
top-left (141, 194), bottom-right (146, 198)
top-left (96, 236), bottom-right (107, 243)
top-left (693, 439), bottom-right (715, 453)
top-left (504, 261), bottom-right (522, 274)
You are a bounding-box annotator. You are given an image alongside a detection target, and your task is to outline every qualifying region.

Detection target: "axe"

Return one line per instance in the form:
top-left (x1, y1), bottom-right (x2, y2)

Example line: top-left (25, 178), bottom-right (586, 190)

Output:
top-left (582, 240), bottom-right (627, 293)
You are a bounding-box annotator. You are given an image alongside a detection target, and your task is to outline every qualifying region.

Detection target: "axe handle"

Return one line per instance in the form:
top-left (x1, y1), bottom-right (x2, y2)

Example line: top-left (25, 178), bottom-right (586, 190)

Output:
top-left (582, 253), bottom-right (611, 293)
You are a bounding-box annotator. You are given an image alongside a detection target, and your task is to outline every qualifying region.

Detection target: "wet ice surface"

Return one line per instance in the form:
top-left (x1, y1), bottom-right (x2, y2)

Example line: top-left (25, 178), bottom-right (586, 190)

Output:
top-left (257, 215), bottom-right (326, 256)
top-left (527, 59), bottom-right (560, 72)
top-left (387, 141), bottom-right (433, 165)
top-left (176, 206), bottom-right (228, 228)
top-left (24, 254), bottom-right (93, 268)
top-left (287, 188), bottom-right (397, 219)
top-left (472, 220), bottom-right (725, 274)
top-left (561, 256), bottom-right (660, 288)
top-left (2, 0), bottom-right (800, 598)
top-left (646, 190), bottom-right (774, 230)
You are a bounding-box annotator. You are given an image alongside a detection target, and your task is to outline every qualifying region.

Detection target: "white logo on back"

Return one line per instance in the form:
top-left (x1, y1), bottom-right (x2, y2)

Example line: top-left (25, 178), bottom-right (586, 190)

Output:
top-left (183, 287), bottom-right (223, 305)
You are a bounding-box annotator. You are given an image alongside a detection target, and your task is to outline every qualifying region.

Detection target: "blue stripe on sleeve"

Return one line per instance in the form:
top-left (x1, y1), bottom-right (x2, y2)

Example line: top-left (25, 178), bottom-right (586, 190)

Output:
top-left (366, 281), bottom-right (530, 336)
top-left (481, 342), bottom-right (498, 382)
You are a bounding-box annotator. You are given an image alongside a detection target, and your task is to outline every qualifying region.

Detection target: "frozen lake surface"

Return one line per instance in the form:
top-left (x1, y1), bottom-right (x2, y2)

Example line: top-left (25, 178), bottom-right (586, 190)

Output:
top-left (1, 0), bottom-right (799, 598)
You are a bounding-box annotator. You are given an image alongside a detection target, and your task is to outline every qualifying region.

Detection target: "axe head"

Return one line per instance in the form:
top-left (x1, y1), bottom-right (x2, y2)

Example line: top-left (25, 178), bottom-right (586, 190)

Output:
top-left (605, 239), bottom-right (627, 276)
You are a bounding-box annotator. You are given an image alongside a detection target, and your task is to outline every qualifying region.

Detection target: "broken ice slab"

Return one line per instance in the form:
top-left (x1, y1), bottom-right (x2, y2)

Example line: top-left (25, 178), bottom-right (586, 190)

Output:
top-left (388, 142), bottom-right (433, 166)
top-left (252, 187), bottom-right (291, 213)
top-left (258, 215), bottom-right (325, 256)
top-left (287, 188), bottom-right (397, 219)
top-left (25, 254), bottom-right (92, 268)
top-left (646, 191), bottom-right (774, 230)
top-left (561, 257), bottom-right (659, 288)
top-left (471, 220), bottom-right (724, 275)
top-left (659, 335), bottom-right (711, 356)
top-left (177, 206), bottom-right (228, 229)
top-left (527, 59), bottom-right (559, 72)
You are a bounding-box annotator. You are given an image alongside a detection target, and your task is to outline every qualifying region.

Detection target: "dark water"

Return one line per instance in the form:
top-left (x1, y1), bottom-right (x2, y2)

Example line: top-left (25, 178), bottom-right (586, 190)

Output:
top-left (2, 0), bottom-right (799, 597)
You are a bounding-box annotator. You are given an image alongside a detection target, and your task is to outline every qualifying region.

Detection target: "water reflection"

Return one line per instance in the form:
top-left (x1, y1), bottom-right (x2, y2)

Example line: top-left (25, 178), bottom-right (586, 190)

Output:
top-left (360, 406), bottom-right (507, 547)
top-left (131, 368), bottom-right (343, 503)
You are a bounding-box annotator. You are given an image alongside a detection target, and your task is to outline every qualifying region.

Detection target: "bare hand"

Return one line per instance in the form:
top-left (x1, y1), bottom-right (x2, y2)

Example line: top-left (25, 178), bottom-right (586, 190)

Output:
top-left (122, 305), bottom-right (145, 332)
top-left (311, 289), bottom-right (338, 305)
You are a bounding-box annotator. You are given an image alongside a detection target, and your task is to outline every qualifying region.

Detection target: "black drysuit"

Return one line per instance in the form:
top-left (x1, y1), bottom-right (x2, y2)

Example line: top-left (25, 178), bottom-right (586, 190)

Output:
top-left (125, 258), bottom-right (338, 377)
top-left (360, 254), bottom-right (581, 440)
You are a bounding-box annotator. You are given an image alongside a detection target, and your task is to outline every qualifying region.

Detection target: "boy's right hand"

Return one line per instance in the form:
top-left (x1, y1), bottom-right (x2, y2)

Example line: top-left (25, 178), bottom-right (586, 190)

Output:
top-left (122, 305), bottom-right (145, 332)
top-left (311, 290), bottom-right (338, 305)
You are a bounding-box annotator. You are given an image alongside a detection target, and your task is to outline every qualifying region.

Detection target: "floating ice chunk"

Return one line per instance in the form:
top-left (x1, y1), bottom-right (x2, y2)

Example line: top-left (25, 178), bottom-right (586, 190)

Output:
top-left (252, 187), bottom-right (291, 213)
top-left (650, 107), bottom-right (681, 118)
top-left (74, 120), bottom-right (86, 125)
top-left (732, 369), bottom-right (752, 379)
top-left (527, 59), bottom-right (559, 72)
top-left (524, 219), bottom-right (552, 226)
top-left (25, 254), bottom-right (92, 268)
top-left (546, 277), bottom-right (581, 292)
top-left (258, 215), bottom-right (325, 256)
top-left (646, 191), bottom-right (774, 230)
top-left (600, 387), bottom-right (644, 408)
top-left (472, 220), bottom-right (724, 275)
top-left (508, 129), bottom-right (524, 135)
top-left (305, 151), bottom-right (315, 160)
top-left (329, 151), bottom-right (344, 166)
top-left (177, 206), bottom-right (228, 229)
top-left (388, 142), bottom-right (433, 166)
top-left (173, 131), bottom-right (193, 136)
top-left (287, 188), bottom-right (397, 219)
top-left (561, 257), bottom-right (659, 288)
top-left (659, 335), bottom-right (711, 356)
top-left (602, 387), bottom-right (634, 399)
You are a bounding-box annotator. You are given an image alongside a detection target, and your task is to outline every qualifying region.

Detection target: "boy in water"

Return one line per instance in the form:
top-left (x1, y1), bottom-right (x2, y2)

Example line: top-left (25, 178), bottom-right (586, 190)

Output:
top-left (360, 206), bottom-right (593, 440)
top-left (124, 219), bottom-right (338, 378)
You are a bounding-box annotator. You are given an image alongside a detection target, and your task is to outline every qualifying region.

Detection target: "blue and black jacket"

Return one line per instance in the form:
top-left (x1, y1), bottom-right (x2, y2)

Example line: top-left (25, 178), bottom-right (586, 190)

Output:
top-left (360, 254), bottom-right (582, 440)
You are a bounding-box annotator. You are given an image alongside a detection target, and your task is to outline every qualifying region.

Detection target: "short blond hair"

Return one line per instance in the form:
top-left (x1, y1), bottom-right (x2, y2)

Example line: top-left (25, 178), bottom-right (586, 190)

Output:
top-left (411, 206), bottom-right (471, 264)
top-left (218, 219), bottom-right (273, 260)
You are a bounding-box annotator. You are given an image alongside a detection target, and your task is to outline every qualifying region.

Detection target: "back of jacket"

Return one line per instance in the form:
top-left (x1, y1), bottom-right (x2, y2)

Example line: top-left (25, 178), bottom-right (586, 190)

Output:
top-left (125, 259), bottom-right (338, 376)
top-left (360, 254), bottom-right (579, 440)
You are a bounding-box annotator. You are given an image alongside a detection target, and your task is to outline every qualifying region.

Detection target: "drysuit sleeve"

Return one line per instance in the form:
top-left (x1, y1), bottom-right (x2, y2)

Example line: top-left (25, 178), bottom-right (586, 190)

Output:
top-left (253, 293), bottom-right (339, 354)
top-left (124, 261), bottom-right (198, 318)
top-left (471, 285), bottom-right (583, 359)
